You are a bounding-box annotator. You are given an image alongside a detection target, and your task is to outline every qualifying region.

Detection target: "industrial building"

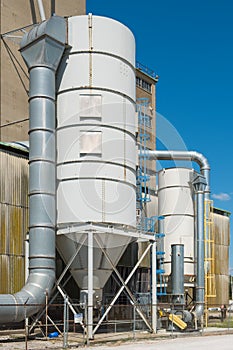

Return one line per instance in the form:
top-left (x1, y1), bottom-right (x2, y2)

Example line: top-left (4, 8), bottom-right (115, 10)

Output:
top-left (0, 0), bottom-right (231, 342)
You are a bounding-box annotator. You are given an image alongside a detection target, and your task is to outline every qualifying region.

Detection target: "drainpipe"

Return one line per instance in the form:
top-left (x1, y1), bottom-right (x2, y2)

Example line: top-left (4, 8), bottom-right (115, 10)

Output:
top-left (140, 150), bottom-right (210, 319)
top-left (0, 16), bottom-right (66, 323)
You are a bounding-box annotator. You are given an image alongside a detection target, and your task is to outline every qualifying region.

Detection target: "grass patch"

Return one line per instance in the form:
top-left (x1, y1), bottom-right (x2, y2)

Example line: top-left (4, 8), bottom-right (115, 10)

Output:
top-left (208, 319), bottom-right (233, 328)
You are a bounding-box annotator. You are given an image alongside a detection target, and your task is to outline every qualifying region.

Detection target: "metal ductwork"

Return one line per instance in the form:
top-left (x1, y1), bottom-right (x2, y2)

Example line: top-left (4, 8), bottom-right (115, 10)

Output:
top-left (192, 174), bottom-right (207, 318)
top-left (141, 150), bottom-right (210, 319)
top-left (0, 16), bottom-right (66, 323)
top-left (171, 244), bottom-right (184, 305)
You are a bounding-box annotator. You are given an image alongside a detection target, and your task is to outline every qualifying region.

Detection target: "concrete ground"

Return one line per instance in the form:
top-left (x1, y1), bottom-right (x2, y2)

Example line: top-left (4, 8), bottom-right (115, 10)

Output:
top-left (1, 328), bottom-right (233, 350)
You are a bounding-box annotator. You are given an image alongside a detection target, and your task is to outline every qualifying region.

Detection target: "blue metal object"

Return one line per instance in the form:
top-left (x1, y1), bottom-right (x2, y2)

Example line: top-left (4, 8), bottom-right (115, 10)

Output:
top-left (49, 332), bottom-right (59, 338)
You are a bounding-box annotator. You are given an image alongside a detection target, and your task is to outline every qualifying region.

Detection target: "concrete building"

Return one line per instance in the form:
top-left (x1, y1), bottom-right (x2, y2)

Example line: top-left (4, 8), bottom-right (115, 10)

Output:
top-left (0, 0), bottom-right (86, 141)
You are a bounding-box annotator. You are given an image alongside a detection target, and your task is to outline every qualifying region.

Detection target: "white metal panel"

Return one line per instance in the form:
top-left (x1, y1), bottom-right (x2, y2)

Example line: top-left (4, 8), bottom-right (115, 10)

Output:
top-left (57, 126), bottom-right (136, 169)
top-left (57, 162), bottom-right (136, 185)
top-left (158, 167), bottom-right (195, 189)
top-left (79, 94), bottom-right (102, 118)
top-left (79, 131), bottom-right (102, 155)
top-left (57, 90), bottom-right (136, 134)
top-left (57, 179), bottom-right (136, 227)
top-left (68, 16), bottom-right (135, 65)
top-left (92, 54), bottom-right (135, 100)
top-left (58, 54), bottom-right (89, 91)
top-left (163, 215), bottom-right (194, 275)
top-left (58, 54), bottom-right (135, 101)
top-left (158, 187), bottom-right (194, 216)
top-left (68, 16), bottom-right (89, 52)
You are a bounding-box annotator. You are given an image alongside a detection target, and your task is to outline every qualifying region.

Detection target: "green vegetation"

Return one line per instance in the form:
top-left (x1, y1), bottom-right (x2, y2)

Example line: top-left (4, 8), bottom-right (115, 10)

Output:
top-left (208, 318), bottom-right (233, 328)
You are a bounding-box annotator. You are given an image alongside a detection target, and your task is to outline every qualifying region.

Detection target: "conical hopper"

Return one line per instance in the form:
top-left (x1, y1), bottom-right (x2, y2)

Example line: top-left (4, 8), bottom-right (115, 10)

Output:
top-left (56, 229), bottom-right (134, 300)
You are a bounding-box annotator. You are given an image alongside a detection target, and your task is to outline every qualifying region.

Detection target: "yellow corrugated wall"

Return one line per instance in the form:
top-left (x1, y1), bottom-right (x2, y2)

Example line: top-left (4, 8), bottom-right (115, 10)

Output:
top-left (210, 212), bottom-right (230, 306)
top-left (0, 148), bottom-right (28, 293)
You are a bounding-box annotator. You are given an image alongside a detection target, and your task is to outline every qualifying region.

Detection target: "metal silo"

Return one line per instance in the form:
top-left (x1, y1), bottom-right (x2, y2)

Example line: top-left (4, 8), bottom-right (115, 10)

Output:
top-left (56, 15), bottom-right (136, 302)
top-left (158, 168), bottom-right (195, 279)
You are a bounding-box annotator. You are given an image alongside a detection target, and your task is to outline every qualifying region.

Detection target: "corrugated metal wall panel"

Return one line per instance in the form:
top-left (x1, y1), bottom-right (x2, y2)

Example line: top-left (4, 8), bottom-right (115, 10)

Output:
top-left (211, 212), bottom-right (230, 307)
top-left (0, 255), bottom-right (10, 294)
top-left (213, 213), bottom-right (230, 246)
top-left (215, 245), bottom-right (229, 275)
top-left (0, 148), bottom-right (28, 294)
top-left (211, 274), bottom-right (229, 306)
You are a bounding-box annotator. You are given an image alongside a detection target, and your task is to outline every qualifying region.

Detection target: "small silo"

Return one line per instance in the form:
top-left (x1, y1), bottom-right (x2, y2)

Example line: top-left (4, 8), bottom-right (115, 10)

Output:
top-left (158, 167), bottom-right (195, 284)
top-left (56, 15), bottom-right (136, 300)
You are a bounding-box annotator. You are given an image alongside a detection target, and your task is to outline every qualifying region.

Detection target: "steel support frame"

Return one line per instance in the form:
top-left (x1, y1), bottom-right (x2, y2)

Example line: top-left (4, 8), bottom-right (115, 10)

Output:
top-left (56, 226), bottom-right (157, 338)
top-left (94, 235), bottom-right (154, 333)
top-left (29, 236), bottom-right (87, 333)
top-left (93, 235), bottom-right (156, 335)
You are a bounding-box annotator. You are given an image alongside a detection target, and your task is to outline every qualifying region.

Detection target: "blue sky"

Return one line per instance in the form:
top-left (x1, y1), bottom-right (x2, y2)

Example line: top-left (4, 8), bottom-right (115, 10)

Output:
top-left (86, 1), bottom-right (233, 269)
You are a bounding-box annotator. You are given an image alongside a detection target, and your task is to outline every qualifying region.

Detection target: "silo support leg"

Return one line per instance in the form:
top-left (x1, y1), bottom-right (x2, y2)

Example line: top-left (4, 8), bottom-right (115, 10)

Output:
top-left (151, 240), bottom-right (157, 333)
top-left (88, 231), bottom-right (94, 340)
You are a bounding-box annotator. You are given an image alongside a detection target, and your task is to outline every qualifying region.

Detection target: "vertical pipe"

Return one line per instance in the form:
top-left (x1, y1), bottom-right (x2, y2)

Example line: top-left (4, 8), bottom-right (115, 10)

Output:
top-left (37, 0), bottom-right (46, 21)
top-left (45, 290), bottom-right (48, 339)
top-left (63, 296), bottom-right (69, 349)
top-left (151, 239), bottom-right (157, 333)
top-left (196, 190), bottom-right (205, 316)
top-left (88, 232), bottom-right (94, 339)
top-left (171, 244), bottom-right (184, 305)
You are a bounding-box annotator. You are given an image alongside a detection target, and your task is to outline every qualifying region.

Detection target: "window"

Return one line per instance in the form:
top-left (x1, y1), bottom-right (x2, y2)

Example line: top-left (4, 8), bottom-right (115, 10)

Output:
top-left (80, 131), bottom-right (102, 156)
top-left (136, 77), bottom-right (152, 93)
top-left (80, 94), bottom-right (102, 119)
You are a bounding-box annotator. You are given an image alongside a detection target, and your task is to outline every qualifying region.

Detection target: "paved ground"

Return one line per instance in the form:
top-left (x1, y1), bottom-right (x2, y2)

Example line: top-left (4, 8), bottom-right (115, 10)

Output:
top-left (1, 330), bottom-right (233, 349)
top-left (89, 335), bottom-right (233, 350)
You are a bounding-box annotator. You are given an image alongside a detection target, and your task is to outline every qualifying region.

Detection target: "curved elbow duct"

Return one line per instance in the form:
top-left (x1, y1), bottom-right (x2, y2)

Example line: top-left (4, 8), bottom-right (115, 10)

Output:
top-left (0, 16), bottom-right (66, 323)
top-left (141, 150), bottom-right (210, 319)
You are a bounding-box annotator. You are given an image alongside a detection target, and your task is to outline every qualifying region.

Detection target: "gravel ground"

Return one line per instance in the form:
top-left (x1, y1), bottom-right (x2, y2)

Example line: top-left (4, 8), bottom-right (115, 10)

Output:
top-left (1, 333), bottom-right (233, 350)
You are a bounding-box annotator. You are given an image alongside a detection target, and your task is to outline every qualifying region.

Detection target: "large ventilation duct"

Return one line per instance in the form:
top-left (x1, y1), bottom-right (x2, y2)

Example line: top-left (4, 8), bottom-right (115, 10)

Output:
top-left (0, 16), bottom-right (66, 323)
top-left (141, 150), bottom-right (210, 319)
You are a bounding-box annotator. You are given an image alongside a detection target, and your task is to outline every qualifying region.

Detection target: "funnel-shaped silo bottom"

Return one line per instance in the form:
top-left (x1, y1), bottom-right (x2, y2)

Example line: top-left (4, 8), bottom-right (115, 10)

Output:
top-left (56, 223), bottom-right (138, 302)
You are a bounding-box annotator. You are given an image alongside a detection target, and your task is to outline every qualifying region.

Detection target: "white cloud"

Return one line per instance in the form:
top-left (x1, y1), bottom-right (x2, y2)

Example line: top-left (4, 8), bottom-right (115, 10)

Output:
top-left (212, 193), bottom-right (231, 201)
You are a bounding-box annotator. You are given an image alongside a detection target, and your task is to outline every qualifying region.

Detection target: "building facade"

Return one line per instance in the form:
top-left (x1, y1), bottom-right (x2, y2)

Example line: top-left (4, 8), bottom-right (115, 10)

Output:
top-left (0, 0), bottom-right (86, 141)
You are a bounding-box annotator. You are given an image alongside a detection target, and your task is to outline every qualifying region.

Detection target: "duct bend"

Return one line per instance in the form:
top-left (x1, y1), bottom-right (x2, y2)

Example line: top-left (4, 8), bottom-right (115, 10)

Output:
top-left (0, 16), bottom-right (66, 323)
top-left (141, 150), bottom-right (210, 320)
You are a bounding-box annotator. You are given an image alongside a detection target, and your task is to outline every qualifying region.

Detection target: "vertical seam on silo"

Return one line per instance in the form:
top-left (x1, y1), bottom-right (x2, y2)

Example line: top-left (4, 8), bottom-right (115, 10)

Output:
top-left (123, 98), bottom-right (126, 181)
top-left (88, 14), bottom-right (93, 88)
top-left (102, 179), bottom-right (105, 222)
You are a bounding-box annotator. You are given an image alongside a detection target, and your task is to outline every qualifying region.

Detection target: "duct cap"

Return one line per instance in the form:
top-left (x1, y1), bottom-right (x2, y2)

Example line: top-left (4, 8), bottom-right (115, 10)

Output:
top-left (192, 174), bottom-right (207, 193)
top-left (20, 16), bottom-right (66, 70)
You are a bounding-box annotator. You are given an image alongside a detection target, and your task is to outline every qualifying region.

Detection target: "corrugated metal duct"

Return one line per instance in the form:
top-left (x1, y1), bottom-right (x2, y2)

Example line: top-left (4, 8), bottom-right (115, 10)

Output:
top-left (0, 16), bottom-right (66, 323)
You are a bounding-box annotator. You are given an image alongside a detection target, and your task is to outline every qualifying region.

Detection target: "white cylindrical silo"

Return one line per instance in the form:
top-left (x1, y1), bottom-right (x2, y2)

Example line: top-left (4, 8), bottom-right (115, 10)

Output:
top-left (158, 168), bottom-right (195, 279)
top-left (56, 15), bottom-right (136, 296)
top-left (56, 15), bottom-right (136, 228)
